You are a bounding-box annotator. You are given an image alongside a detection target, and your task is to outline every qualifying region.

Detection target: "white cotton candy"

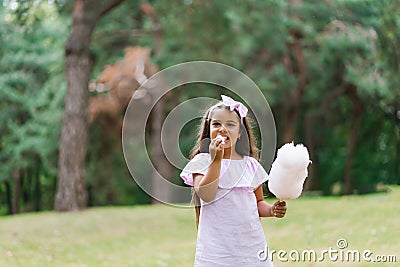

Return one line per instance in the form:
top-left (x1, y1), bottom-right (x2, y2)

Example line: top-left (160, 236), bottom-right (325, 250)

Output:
top-left (217, 134), bottom-right (227, 144)
top-left (268, 142), bottom-right (311, 199)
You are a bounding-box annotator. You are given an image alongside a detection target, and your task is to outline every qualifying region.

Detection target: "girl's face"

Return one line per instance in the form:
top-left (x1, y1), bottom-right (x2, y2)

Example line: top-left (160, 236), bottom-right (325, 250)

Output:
top-left (209, 108), bottom-right (241, 150)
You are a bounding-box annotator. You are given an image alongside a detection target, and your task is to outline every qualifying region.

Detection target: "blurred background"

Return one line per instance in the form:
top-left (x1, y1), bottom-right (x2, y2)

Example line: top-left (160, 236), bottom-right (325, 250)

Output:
top-left (0, 0), bottom-right (399, 215)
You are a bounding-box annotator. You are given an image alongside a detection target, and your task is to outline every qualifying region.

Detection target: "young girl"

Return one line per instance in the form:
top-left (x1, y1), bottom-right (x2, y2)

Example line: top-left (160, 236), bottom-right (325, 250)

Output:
top-left (180, 95), bottom-right (287, 266)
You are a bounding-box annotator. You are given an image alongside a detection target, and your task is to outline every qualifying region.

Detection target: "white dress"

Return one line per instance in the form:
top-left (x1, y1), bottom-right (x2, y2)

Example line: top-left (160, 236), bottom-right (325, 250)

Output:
top-left (180, 153), bottom-right (274, 267)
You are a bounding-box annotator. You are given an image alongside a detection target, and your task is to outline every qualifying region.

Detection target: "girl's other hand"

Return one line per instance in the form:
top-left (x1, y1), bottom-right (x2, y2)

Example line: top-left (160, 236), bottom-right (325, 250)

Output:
top-left (210, 137), bottom-right (224, 161)
top-left (271, 200), bottom-right (287, 218)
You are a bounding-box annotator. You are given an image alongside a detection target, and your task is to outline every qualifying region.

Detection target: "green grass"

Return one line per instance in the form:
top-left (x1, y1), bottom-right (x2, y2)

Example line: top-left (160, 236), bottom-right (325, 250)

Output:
top-left (1, 186), bottom-right (399, 267)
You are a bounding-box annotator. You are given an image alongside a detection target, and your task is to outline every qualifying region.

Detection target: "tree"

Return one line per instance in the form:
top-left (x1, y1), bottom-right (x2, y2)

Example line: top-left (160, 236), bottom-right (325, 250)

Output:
top-left (376, 0), bottom-right (400, 185)
top-left (0, 2), bottom-right (67, 214)
top-left (55, 0), bottom-right (124, 211)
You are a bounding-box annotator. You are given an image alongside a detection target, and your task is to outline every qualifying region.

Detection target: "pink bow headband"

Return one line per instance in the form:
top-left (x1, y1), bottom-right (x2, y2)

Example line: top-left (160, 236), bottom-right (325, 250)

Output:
top-left (221, 95), bottom-right (248, 119)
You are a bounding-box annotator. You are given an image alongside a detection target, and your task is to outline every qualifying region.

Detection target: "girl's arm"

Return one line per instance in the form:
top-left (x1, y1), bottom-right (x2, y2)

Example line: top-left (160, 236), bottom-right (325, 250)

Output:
top-left (193, 159), bottom-right (221, 202)
top-left (254, 185), bottom-right (287, 218)
top-left (193, 136), bottom-right (224, 203)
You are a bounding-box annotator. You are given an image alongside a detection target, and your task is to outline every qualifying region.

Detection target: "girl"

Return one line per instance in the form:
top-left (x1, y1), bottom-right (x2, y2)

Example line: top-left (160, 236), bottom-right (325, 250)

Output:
top-left (180, 95), bottom-right (287, 267)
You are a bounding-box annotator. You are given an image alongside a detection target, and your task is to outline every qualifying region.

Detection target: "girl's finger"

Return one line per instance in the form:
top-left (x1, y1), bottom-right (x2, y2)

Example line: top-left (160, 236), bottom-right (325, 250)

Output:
top-left (278, 200), bottom-right (286, 206)
top-left (210, 139), bottom-right (220, 149)
top-left (275, 206), bottom-right (287, 212)
top-left (215, 139), bottom-right (223, 147)
top-left (276, 210), bottom-right (286, 215)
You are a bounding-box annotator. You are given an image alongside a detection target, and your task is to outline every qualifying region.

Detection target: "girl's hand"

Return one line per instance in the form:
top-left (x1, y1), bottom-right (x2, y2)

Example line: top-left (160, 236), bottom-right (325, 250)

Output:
top-left (271, 200), bottom-right (287, 218)
top-left (210, 136), bottom-right (224, 161)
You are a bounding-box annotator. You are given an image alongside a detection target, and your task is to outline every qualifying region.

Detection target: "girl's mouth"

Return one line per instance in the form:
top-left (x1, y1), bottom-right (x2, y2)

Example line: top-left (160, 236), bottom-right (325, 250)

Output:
top-left (217, 134), bottom-right (229, 144)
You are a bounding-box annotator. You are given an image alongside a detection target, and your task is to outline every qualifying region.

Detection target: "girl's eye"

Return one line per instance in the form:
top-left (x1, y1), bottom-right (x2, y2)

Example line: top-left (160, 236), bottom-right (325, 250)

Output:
top-left (227, 123), bottom-right (235, 127)
top-left (212, 122), bottom-right (220, 126)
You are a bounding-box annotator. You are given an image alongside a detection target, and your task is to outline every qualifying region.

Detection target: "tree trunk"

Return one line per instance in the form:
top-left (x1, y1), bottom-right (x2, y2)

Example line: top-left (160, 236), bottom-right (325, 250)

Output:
top-left (55, 0), bottom-right (124, 211)
top-left (5, 180), bottom-right (13, 215)
top-left (397, 138), bottom-right (400, 185)
top-left (34, 169), bottom-right (41, 211)
top-left (304, 84), bottom-right (347, 191)
top-left (151, 96), bottom-right (174, 204)
top-left (304, 112), bottom-right (317, 191)
top-left (22, 169), bottom-right (29, 204)
top-left (282, 102), bottom-right (299, 143)
top-left (281, 27), bottom-right (308, 143)
top-left (12, 170), bottom-right (21, 214)
top-left (343, 85), bottom-right (364, 195)
top-left (143, 3), bottom-right (174, 204)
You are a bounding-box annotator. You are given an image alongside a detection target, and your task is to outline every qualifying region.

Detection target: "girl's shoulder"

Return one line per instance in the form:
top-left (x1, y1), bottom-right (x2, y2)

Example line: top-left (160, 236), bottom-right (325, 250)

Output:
top-left (245, 155), bottom-right (260, 165)
top-left (192, 153), bottom-right (210, 161)
top-left (244, 156), bottom-right (267, 175)
top-left (180, 153), bottom-right (210, 186)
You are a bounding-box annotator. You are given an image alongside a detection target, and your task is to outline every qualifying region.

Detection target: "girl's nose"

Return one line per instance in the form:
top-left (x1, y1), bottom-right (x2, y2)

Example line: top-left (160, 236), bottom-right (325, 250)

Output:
top-left (219, 124), bottom-right (227, 132)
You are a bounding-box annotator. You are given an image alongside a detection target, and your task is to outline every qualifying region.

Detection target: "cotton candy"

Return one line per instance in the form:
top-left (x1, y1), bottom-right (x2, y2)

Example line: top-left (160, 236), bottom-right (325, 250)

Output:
top-left (268, 142), bottom-right (311, 199)
top-left (216, 134), bottom-right (227, 144)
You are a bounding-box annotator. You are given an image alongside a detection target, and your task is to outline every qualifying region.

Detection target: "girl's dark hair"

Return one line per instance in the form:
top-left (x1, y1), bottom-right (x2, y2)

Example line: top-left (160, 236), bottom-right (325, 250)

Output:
top-left (189, 103), bottom-right (259, 228)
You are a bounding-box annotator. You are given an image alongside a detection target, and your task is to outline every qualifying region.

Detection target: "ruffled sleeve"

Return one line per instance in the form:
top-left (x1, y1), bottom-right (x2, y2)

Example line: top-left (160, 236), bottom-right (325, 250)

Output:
top-left (180, 153), bottom-right (210, 186)
top-left (247, 157), bottom-right (269, 189)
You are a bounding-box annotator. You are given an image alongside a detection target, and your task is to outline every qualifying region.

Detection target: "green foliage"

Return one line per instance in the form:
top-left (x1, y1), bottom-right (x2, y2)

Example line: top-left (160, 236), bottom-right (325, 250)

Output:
top-left (376, 0), bottom-right (400, 112)
top-left (1, 0), bottom-right (400, 213)
top-left (74, 0), bottom-right (400, 198)
top-left (87, 124), bottom-right (150, 206)
top-left (0, 2), bottom-right (67, 211)
top-left (91, 1), bottom-right (151, 77)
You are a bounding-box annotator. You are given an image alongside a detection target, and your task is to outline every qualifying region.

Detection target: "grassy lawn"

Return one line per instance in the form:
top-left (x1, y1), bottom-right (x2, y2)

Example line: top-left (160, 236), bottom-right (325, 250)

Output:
top-left (0, 186), bottom-right (399, 267)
